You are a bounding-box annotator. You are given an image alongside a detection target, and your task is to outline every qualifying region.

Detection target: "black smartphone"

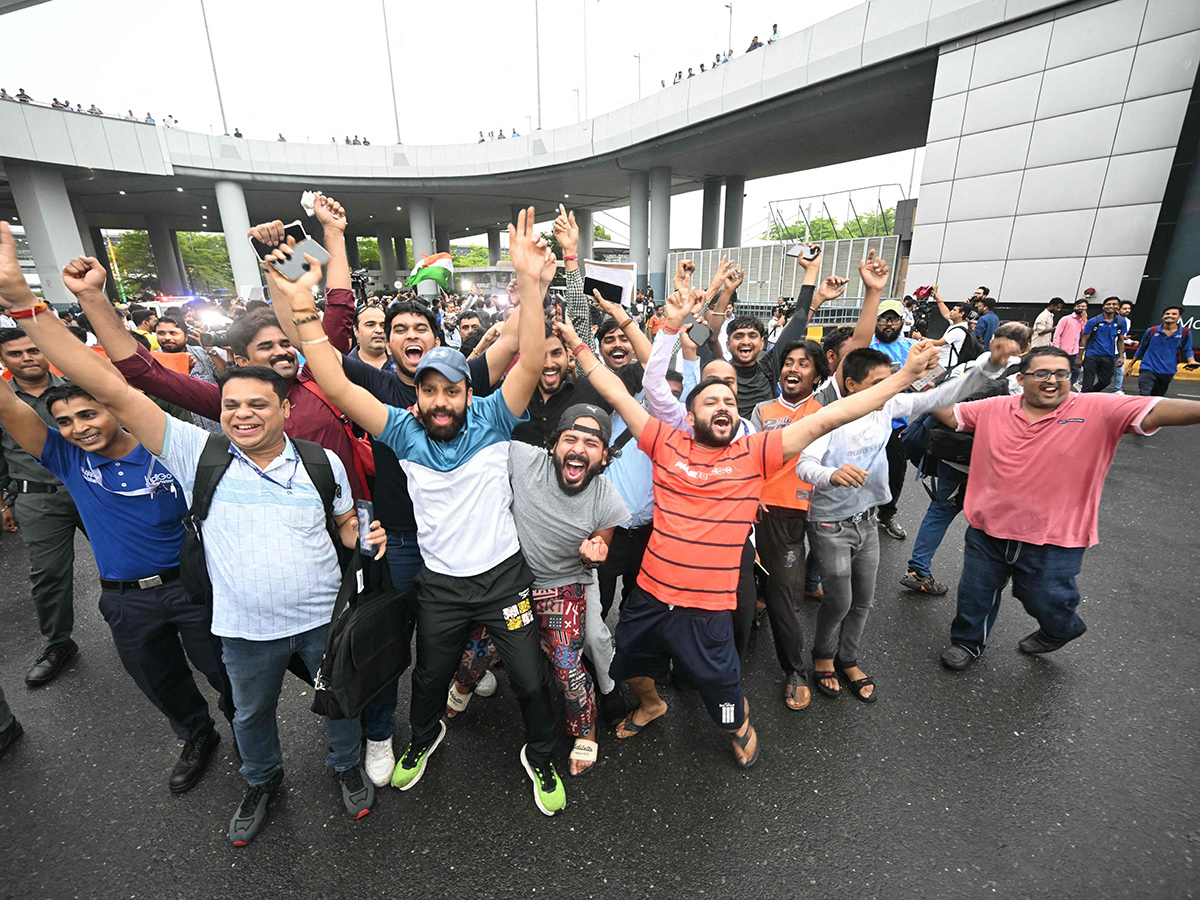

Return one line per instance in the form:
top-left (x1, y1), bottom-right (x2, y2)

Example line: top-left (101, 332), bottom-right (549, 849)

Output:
top-left (688, 320), bottom-right (713, 345)
top-left (249, 221), bottom-right (308, 262)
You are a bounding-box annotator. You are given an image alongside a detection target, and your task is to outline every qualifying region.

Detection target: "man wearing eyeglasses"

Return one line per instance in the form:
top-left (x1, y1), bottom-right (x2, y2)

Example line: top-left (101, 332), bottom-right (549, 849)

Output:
top-left (935, 345), bottom-right (1200, 670)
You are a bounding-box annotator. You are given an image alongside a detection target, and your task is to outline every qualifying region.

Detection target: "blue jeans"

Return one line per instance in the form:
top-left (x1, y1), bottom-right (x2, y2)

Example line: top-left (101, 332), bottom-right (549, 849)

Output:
top-left (906, 462), bottom-right (968, 578)
top-left (362, 530), bottom-right (422, 741)
top-left (950, 526), bottom-right (1087, 656)
top-left (222, 625), bottom-right (361, 786)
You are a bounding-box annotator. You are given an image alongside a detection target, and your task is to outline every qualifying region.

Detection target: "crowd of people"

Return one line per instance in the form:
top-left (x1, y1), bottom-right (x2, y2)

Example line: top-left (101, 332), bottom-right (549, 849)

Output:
top-left (0, 191), bottom-right (1197, 849)
top-left (478, 129), bottom-right (521, 142)
top-left (662, 25), bottom-right (781, 87)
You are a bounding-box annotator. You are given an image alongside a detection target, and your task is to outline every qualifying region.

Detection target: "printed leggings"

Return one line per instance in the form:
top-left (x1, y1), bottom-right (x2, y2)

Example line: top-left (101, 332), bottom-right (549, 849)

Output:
top-left (454, 582), bottom-right (596, 737)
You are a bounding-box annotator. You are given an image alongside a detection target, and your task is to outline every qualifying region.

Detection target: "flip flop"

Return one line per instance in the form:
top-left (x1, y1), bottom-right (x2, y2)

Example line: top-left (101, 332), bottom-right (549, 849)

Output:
top-left (568, 738), bottom-right (598, 777)
top-left (784, 672), bottom-right (811, 710)
top-left (732, 722), bottom-right (759, 768)
top-left (615, 706), bottom-right (664, 740)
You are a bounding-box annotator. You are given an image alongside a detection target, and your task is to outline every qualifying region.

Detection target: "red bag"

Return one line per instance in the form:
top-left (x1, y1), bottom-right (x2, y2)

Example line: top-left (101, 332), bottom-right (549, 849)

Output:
top-left (297, 378), bottom-right (376, 497)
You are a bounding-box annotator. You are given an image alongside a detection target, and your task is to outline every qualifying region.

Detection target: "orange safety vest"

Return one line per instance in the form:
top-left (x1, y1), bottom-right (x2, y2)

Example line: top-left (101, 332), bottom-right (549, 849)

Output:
top-left (756, 394), bottom-right (822, 511)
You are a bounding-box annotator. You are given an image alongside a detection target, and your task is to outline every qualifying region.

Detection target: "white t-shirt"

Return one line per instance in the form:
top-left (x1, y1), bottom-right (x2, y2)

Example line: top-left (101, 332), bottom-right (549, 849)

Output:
top-left (939, 322), bottom-right (969, 369)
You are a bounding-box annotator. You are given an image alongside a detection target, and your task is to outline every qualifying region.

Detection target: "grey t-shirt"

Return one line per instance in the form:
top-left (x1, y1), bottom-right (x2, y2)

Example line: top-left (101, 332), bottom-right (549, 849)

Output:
top-left (508, 441), bottom-right (629, 589)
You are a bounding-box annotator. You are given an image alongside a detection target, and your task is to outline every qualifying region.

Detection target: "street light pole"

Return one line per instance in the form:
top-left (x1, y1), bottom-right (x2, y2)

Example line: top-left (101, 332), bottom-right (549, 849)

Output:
top-left (725, 2), bottom-right (733, 51)
top-left (573, 88), bottom-right (580, 123)
top-left (535, 0), bottom-right (542, 130)
top-left (582, 0), bottom-right (589, 120)
top-left (198, 0), bottom-right (228, 135)
top-left (381, 1), bottom-right (402, 143)
top-left (634, 54), bottom-right (641, 99)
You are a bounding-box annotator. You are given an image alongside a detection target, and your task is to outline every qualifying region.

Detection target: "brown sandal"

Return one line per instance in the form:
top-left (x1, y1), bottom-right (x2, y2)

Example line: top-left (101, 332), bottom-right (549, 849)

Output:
top-left (783, 672), bottom-right (811, 710)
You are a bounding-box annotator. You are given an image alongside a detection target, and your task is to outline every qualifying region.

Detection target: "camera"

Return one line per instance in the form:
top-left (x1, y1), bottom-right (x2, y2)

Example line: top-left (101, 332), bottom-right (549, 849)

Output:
top-left (199, 331), bottom-right (228, 348)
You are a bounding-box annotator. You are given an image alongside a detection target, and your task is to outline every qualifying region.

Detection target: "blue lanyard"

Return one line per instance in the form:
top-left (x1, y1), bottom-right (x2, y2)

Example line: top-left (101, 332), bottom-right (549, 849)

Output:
top-left (230, 445), bottom-right (302, 493)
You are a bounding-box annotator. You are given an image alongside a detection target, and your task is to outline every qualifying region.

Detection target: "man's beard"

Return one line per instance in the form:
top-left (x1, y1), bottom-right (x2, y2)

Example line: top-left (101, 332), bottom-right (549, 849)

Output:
top-left (874, 328), bottom-right (900, 344)
top-left (693, 416), bottom-right (735, 448)
top-left (421, 406), bottom-right (467, 442)
top-left (552, 451), bottom-right (601, 496)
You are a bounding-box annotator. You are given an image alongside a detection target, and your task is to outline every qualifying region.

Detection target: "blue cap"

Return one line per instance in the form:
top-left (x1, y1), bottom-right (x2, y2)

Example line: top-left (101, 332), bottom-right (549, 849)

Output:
top-left (414, 346), bottom-right (471, 386)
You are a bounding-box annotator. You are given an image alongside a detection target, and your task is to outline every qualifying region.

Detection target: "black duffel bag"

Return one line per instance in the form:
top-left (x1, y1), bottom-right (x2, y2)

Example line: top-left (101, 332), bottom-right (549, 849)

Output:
top-left (311, 551), bottom-right (416, 720)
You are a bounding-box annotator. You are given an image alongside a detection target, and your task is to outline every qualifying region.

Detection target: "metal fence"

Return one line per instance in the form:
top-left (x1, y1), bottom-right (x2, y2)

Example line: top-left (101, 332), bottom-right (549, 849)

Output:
top-left (667, 236), bottom-right (901, 325)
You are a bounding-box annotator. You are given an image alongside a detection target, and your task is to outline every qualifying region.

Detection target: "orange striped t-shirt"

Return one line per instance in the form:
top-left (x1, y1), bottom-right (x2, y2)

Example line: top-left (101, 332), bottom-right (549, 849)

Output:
top-left (754, 394), bottom-right (822, 512)
top-left (636, 418), bottom-right (784, 610)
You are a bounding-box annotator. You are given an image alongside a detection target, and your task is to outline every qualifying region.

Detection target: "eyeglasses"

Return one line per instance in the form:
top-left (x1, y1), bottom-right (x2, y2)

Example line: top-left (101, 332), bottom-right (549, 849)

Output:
top-left (1027, 370), bottom-right (1072, 383)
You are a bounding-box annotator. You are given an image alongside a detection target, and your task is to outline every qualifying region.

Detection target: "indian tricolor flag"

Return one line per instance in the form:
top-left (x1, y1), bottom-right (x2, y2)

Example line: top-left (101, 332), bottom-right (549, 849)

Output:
top-left (406, 251), bottom-right (454, 291)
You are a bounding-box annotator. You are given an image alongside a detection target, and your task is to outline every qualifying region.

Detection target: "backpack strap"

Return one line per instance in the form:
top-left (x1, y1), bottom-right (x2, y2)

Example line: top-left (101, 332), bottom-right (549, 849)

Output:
top-left (612, 427), bottom-right (637, 453)
top-left (190, 434), bottom-right (234, 522)
top-left (292, 438), bottom-right (337, 521)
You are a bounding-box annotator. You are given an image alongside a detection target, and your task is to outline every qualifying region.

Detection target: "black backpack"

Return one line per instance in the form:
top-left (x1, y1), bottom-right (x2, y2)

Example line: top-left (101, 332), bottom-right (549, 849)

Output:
top-left (923, 363), bottom-right (1019, 468)
top-left (948, 324), bottom-right (985, 368)
top-left (179, 434), bottom-right (338, 607)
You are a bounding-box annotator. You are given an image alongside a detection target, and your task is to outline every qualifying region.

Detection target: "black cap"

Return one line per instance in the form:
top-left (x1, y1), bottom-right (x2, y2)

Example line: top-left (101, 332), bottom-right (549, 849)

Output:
top-left (555, 403), bottom-right (612, 445)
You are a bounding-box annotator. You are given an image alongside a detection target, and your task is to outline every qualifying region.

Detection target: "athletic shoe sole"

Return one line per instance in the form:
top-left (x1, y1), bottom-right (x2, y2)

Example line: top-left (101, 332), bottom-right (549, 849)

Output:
top-left (520, 745), bottom-right (565, 817)
top-left (393, 720), bottom-right (446, 792)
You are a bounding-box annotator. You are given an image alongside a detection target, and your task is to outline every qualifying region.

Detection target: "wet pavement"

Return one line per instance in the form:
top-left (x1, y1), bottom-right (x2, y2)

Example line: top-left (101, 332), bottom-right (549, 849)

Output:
top-left (1, 389), bottom-right (1197, 900)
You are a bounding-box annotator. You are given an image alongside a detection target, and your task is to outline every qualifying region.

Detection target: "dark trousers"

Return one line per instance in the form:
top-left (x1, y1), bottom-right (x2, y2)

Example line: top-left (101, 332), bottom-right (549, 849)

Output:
top-left (950, 526), bottom-right (1087, 656)
top-left (361, 529), bottom-right (422, 741)
top-left (733, 539), bottom-right (757, 661)
top-left (753, 512), bottom-right (808, 677)
top-left (1082, 356), bottom-right (1116, 392)
top-left (878, 426), bottom-right (907, 521)
top-left (1138, 369), bottom-right (1174, 397)
top-left (906, 462), bottom-right (969, 578)
top-left (12, 491), bottom-right (85, 647)
top-left (597, 524), bottom-right (652, 619)
top-left (98, 579), bottom-right (233, 742)
top-left (409, 552), bottom-right (556, 766)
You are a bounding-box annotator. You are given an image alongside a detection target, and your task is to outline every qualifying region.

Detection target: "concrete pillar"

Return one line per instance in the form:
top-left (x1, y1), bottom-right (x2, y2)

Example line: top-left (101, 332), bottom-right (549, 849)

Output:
top-left (394, 236), bottom-right (409, 273)
top-left (575, 209), bottom-right (593, 263)
top-left (89, 226), bottom-right (120, 302)
top-left (649, 166), bottom-right (671, 300)
top-left (629, 171), bottom-right (649, 291)
top-left (214, 180), bottom-right (262, 298)
top-left (487, 228), bottom-right (501, 266)
top-left (146, 216), bottom-right (185, 296)
top-left (722, 176), bottom-right (745, 249)
top-left (376, 223), bottom-right (397, 288)
top-left (407, 197), bottom-right (436, 298)
top-left (435, 224), bottom-right (451, 255)
top-left (701, 178), bottom-right (722, 249)
top-left (69, 194), bottom-right (95, 257)
top-left (171, 231), bottom-right (190, 294)
top-left (345, 235), bottom-right (360, 269)
top-left (6, 163), bottom-right (87, 308)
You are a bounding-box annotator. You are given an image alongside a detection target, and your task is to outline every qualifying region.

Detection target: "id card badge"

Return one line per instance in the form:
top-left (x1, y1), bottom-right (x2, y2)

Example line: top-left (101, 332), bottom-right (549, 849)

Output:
top-left (356, 499), bottom-right (375, 556)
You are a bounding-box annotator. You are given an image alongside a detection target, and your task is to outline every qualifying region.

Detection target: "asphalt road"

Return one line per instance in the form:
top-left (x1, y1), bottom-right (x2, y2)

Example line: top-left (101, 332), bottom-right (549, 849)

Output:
top-left (1, 389), bottom-right (1197, 900)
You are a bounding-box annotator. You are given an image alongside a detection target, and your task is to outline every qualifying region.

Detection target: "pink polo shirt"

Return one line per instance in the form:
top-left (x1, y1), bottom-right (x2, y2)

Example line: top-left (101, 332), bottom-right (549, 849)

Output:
top-left (1052, 314), bottom-right (1086, 355)
top-left (955, 393), bottom-right (1161, 548)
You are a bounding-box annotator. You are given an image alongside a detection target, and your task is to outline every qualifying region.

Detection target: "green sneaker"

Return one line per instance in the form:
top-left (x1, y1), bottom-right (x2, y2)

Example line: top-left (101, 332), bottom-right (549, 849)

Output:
top-left (520, 744), bottom-right (566, 816)
top-left (391, 720), bottom-right (446, 791)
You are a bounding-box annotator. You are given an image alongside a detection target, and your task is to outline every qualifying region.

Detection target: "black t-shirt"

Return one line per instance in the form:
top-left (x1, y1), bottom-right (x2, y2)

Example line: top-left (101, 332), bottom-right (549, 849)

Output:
top-left (342, 353), bottom-right (493, 533)
top-left (512, 380), bottom-right (580, 447)
top-left (568, 361), bottom-right (645, 415)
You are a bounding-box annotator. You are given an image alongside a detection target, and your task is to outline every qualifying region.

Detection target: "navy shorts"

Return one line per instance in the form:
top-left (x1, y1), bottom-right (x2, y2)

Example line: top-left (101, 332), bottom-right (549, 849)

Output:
top-left (610, 585), bottom-right (745, 730)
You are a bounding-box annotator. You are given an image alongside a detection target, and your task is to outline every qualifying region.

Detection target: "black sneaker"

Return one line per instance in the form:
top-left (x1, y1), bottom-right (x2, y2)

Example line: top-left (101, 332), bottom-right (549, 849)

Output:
top-left (940, 644), bottom-right (977, 670)
top-left (879, 517), bottom-right (907, 541)
top-left (0, 718), bottom-right (24, 759)
top-left (336, 766), bottom-right (374, 819)
top-left (25, 639), bottom-right (78, 687)
top-left (169, 725), bottom-right (220, 794)
top-left (900, 572), bottom-right (948, 595)
top-left (228, 769), bottom-right (284, 846)
top-left (1017, 629), bottom-right (1071, 655)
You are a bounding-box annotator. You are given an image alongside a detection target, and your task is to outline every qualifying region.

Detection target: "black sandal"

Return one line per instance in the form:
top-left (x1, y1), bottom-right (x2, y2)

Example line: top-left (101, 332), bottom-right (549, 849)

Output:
top-left (731, 722), bottom-right (759, 768)
top-left (783, 672), bottom-right (811, 710)
top-left (812, 665), bottom-right (840, 698)
top-left (835, 659), bottom-right (877, 703)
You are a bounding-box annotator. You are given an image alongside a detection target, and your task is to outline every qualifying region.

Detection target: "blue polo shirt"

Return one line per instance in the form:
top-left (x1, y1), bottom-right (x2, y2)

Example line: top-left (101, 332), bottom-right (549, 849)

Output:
top-left (1083, 314), bottom-right (1127, 358)
top-left (976, 310), bottom-right (1000, 349)
top-left (1137, 324), bottom-right (1193, 374)
top-left (869, 335), bottom-right (916, 428)
top-left (37, 430), bottom-right (187, 580)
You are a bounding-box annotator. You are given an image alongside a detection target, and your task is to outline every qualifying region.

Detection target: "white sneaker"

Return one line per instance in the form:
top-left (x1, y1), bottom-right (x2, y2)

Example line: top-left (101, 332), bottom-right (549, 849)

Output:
top-left (475, 670), bottom-right (498, 698)
top-left (364, 737), bottom-right (395, 787)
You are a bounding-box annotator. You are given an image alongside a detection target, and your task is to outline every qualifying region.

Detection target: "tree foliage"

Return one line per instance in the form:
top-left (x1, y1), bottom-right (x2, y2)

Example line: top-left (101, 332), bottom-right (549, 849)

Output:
top-left (764, 207), bottom-right (895, 242)
top-left (177, 232), bottom-right (236, 295)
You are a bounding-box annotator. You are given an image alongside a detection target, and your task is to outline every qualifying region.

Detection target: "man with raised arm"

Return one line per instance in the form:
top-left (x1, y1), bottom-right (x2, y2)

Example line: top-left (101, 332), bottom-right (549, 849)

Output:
top-left (74, 194), bottom-right (368, 497)
top-left (262, 209), bottom-right (568, 817)
top-left (936, 344), bottom-right (1200, 670)
top-left (558, 293), bottom-right (941, 766)
top-left (250, 218), bottom-right (519, 787)
top-left (0, 225), bottom-right (384, 846)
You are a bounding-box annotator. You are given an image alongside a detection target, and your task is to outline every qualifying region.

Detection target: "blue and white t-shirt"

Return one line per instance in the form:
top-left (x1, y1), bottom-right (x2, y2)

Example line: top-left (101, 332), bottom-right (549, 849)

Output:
top-left (378, 391), bottom-right (527, 577)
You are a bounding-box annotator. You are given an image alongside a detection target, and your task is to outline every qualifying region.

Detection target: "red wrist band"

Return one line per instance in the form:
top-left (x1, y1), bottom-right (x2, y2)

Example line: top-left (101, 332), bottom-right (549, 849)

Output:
top-left (563, 254), bottom-right (578, 261)
top-left (572, 342), bottom-right (587, 358)
top-left (661, 324), bottom-right (681, 334)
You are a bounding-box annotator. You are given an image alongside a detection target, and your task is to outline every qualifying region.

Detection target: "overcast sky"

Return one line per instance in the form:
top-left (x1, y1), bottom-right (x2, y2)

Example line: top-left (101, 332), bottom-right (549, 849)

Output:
top-left (1, 0), bottom-right (922, 246)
